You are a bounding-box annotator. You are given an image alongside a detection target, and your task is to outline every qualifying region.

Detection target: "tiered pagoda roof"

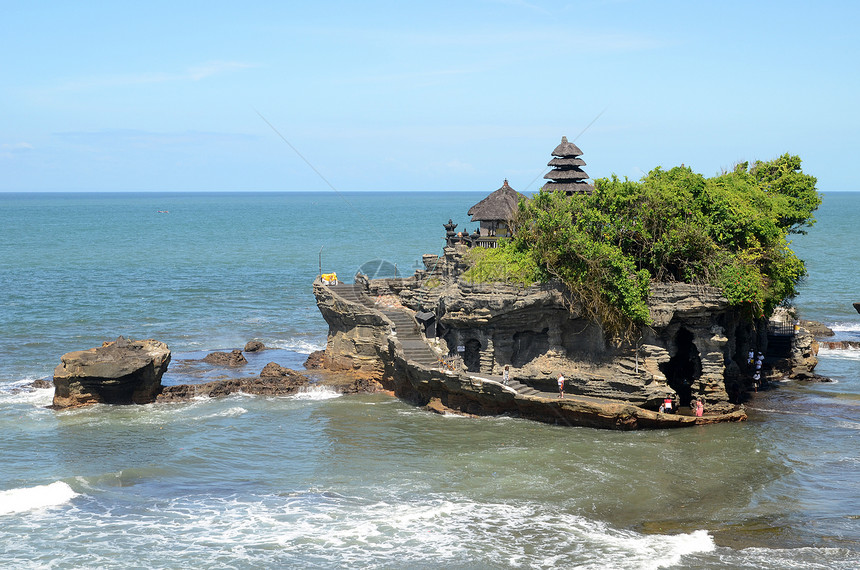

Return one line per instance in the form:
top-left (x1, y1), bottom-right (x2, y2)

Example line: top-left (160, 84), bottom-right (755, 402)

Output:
top-left (542, 136), bottom-right (594, 195)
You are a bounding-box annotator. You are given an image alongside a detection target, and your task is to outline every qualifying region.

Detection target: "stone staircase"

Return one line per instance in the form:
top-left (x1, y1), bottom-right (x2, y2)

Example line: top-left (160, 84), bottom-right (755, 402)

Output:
top-left (331, 284), bottom-right (440, 367)
top-left (329, 283), bottom-right (556, 399)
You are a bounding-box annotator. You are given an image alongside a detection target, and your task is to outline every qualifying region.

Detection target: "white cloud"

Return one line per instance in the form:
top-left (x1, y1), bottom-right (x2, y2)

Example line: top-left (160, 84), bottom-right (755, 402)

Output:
top-left (1, 142), bottom-right (34, 151)
top-left (0, 142), bottom-right (34, 159)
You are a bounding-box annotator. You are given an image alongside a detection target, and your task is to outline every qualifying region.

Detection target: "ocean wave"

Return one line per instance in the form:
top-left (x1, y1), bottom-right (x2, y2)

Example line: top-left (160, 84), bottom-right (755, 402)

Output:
top-left (0, 482), bottom-right (78, 516)
top-left (0, 379), bottom-right (54, 407)
top-left (835, 420), bottom-right (860, 431)
top-left (4, 488), bottom-right (859, 568)
top-left (817, 347), bottom-right (860, 361)
top-left (2, 491), bottom-right (716, 568)
top-left (267, 338), bottom-right (326, 355)
top-left (827, 322), bottom-right (860, 333)
top-left (202, 406), bottom-right (248, 418)
top-left (291, 386), bottom-right (341, 401)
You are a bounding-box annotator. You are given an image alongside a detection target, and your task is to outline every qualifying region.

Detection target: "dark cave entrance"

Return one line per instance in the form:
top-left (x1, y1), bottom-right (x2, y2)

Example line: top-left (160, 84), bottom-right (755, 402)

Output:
top-left (463, 339), bottom-right (482, 372)
top-left (734, 323), bottom-right (751, 371)
top-left (511, 328), bottom-right (549, 368)
top-left (662, 327), bottom-right (701, 407)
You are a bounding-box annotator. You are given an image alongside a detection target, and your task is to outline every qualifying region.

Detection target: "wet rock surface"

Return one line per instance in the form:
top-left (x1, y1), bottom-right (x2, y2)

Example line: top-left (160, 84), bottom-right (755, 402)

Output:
top-left (203, 349), bottom-right (247, 366)
top-left (157, 364), bottom-right (309, 402)
top-left (52, 337), bottom-right (171, 408)
top-left (244, 340), bottom-right (266, 352)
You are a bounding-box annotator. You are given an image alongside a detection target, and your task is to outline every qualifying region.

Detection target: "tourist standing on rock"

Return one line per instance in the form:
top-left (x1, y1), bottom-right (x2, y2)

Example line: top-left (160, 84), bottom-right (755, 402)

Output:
top-left (557, 373), bottom-right (565, 398)
top-left (663, 397), bottom-right (673, 414)
top-left (503, 365), bottom-right (510, 386)
top-left (748, 349), bottom-right (755, 367)
top-left (695, 399), bottom-right (704, 417)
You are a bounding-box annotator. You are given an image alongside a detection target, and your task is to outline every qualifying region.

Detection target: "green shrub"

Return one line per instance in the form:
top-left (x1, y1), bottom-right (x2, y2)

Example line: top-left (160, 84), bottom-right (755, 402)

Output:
top-left (510, 154), bottom-right (819, 339)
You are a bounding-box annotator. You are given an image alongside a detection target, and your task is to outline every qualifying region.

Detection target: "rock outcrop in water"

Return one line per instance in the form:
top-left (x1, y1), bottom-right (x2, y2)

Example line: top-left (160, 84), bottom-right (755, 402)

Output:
top-left (244, 340), bottom-right (266, 352)
top-left (311, 246), bottom-right (818, 428)
top-left (203, 349), bottom-right (248, 366)
top-left (157, 363), bottom-right (309, 402)
top-left (52, 337), bottom-right (171, 408)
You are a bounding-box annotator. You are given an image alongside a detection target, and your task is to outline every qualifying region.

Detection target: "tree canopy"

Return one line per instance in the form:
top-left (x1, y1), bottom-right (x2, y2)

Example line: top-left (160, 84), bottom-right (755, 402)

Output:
top-left (466, 154), bottom-right (820, 339)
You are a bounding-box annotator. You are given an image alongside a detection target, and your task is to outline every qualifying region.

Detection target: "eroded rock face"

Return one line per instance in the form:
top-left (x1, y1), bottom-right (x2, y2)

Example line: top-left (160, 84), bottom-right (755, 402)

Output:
top-left (314, 282), bottom-right (393, 384)
top-left (303, 350), bottom-right (325, 369)
top-left (52, 337), bottom-right (171, 408)
top-left (315, 246), bottom-right (821, 419)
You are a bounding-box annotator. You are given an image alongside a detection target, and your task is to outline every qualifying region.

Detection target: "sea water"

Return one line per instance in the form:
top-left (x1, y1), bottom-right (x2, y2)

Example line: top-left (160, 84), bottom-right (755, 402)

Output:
top-left (1, 191), bottom-right (859, 568)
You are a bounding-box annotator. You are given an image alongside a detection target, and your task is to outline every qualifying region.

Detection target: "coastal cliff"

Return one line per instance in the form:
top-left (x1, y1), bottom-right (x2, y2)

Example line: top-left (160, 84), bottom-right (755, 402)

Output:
top-left (309, 246), bottom-right (824, 428)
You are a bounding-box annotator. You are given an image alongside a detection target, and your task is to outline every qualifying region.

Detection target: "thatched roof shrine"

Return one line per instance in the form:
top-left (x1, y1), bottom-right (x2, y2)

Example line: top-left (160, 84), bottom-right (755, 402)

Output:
top-left (542, 136), bottom-right (594, 195)
top-left (468, 179), bottom-right (525, 222)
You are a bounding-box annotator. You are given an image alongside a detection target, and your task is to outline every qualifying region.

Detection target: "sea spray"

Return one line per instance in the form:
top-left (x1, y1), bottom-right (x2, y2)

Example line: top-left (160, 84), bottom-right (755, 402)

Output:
top-left (292, 385), bottom-right (341, 401)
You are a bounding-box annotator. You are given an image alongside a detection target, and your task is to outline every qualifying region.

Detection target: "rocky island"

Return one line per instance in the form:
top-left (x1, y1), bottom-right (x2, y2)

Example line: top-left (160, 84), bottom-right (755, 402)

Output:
top-left (312, 141), bottom-right (823, 429)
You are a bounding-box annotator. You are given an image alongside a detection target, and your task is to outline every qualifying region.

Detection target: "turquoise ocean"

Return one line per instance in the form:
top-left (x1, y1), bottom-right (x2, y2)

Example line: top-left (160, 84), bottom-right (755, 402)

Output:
top-left (1, 191), bottom-right (859, 569)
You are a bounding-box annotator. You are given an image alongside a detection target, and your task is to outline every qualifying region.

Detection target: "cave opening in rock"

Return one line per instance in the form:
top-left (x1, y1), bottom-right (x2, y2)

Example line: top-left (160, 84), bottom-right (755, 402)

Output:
top-left (511, 328), bottom-right (549, 368)
top-left (734, 323), bottom-right (751, 371)
top-left (463, 338), bottom-right (482, 372)
top-left (662, 327), bottom-right (701, 406)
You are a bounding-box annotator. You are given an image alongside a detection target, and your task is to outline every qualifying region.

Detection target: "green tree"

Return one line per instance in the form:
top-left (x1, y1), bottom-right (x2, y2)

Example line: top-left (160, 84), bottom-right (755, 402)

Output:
top-left (466, 154), bottom-right (820, 339)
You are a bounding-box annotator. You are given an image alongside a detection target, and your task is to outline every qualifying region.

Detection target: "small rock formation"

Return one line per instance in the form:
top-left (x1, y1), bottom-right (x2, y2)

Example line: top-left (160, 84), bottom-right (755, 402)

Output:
top-left (340, 377), bottom-right (383, 394)
top-left (157, 364), bottom-right (309, 402)
top-left (787, 329), bottom-right (820, 379)
top-left (259, 362), bottom-right (294, 378)
top-left (52, 337), bottom-right (171, 408)
top-left (203, 349), bottom-right (247, 366)
top-left (304, 350), bottom-right (325, 369)
top-left (820, 341), bottom-right (860, 350)
top-left (244, 340), bottom-right (266, 352)
top-left (854, 302), bottom-right (860, 315)
top-left (800, 319), bottom-right (834, 338)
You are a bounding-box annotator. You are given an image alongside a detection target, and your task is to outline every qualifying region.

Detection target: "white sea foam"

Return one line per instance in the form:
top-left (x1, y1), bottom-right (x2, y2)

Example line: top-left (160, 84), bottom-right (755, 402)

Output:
top-left (291, 385), bottom-right (341, 401)
top-left (203, 406), bottom-right (248, 418)
top-left (828, 322), bottom-right (860, 333)
top-left (0, 482), bottom-right (78, 516)
top-left (3, 486), bottom-right (851, 568)
top-left (268, 338), bottom-right (326, 354)
top-left (0, 379), bottom-right (54, 407)
top-left (818, 346), bottom-right (860, 361)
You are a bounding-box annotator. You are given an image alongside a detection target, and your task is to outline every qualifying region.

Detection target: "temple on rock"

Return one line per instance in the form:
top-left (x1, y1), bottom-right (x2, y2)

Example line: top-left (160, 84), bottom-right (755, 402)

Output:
top-left (311, 135), bottom-right (819, 429)
top-left (444, 179), bottom-right (526, 248)
top-left (466, 179), bottom-right (525, 247)
top-left (542, 136), bottom-right (594, 195)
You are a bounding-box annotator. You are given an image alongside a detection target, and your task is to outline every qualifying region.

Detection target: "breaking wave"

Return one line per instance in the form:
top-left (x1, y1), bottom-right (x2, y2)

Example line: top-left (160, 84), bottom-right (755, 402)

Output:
top-left (0, 482), bottom-right (78, 516)
top-left (268, 338), bottom-right (326, 355)
top-left (291, 385), bottom-right (341, 400)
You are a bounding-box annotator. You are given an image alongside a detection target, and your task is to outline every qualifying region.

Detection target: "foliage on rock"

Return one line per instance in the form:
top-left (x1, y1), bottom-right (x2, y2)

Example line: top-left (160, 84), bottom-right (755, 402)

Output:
top-left (467, 153), bottom-right (820, 339)
top-left (461, 240), bottom-right (546, 286)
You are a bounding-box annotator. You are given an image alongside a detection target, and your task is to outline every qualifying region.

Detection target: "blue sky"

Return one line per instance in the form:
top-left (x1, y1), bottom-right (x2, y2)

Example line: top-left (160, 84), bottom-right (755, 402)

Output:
top-left (2, 0), bottom-right (858, 193)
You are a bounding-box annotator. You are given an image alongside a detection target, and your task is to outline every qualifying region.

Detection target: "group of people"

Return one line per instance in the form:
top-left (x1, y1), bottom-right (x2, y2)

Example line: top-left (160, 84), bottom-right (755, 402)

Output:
top-left (658, 397), bottom-right (704, 416)
top-left (748, 349), bottom-right (765, 391)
